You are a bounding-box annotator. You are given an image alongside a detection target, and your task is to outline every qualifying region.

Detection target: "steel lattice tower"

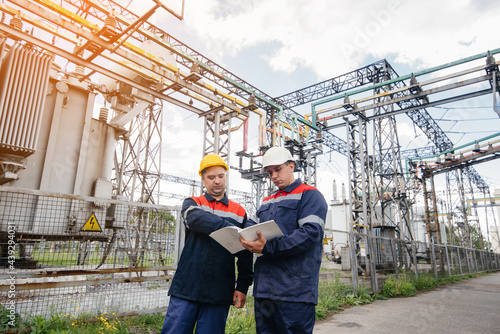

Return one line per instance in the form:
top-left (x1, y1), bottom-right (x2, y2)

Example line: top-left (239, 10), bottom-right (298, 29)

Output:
top-left (370, 62), bottom-right (412, 239)
top-left (115, 102), bottom-right (163, 204)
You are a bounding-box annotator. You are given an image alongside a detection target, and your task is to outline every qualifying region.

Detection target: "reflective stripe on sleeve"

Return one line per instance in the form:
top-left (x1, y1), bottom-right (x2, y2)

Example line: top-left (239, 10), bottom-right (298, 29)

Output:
top-left (183, 205), bottom-right (202, 220)
top-left (298, 214), bottom-right (325, 230)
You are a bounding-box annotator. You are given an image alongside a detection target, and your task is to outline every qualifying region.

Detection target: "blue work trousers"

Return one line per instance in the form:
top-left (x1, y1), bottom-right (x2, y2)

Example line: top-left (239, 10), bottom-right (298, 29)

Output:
top-left (254, 298), bottom-right (316, 334)
top-left (161, 296), bottom-right (230, 334)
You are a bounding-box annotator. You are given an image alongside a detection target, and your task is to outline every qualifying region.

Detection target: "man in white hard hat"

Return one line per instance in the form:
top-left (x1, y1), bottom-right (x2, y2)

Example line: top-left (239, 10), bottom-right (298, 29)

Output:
top-left (161, 154), bottom-right (253, 334)
top-left (240, 146), bottom-right (328, 334)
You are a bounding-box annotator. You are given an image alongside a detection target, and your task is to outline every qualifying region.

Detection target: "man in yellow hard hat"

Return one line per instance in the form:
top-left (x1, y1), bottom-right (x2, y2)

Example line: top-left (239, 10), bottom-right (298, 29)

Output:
top-left (240, 147), bottom-right (327, 334)
top-left (161, 154), bottom-right (253, 334)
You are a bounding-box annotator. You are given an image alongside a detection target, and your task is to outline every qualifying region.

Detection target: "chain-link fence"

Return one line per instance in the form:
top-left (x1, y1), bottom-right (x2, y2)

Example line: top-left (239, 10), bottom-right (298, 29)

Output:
top-left (2, 188), bottom-right (500, 322)
top-left (0, 186), bottom-right (180, 320)
top-left (327, 229), bottom-right (500, 294)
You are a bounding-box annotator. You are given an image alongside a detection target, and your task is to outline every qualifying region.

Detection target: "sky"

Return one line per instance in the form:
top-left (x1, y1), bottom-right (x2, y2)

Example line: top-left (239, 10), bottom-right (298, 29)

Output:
top-left (122, 0), bottom-right (500, 206)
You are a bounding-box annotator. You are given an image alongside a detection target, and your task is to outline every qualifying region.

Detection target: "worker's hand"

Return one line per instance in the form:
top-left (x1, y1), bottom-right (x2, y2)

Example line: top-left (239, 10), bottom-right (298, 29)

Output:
top-left (233, 290), bottom-right (247, 308)
top-left (240, 230), bottom-right (267, 254)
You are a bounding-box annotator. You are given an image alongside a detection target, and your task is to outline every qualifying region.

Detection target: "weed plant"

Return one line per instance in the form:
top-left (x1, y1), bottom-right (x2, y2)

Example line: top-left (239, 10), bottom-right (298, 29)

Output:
top-left (0, 304), bottom-right (21, 331)
top-left (413, 273), bottom-right (439, 290)
top-left (381, 274), bottom-right (417, 297)
top-left (225, 298), bottom-right (255, 334)
top-left (6, 272), bottom-right (489, 333)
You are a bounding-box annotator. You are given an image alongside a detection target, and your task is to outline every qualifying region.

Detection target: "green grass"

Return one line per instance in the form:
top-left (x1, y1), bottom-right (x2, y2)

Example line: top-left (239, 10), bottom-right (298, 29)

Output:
top-left (381, 274), bottom-right (417, 298)
top-left (10, 311), bottom-right (152, 334)
top-left (5, 272), bottom-right (491, 333)
top-left (31, 250), bottom-right (174, 267)
top-left (380, 272), bottom-right (488, 299)
top-left (5, 277), bottom-right (362, 333)
top-left (413, 273), bottom-right (439, 290)
top-left (225, 298), bottom-right (256, 334)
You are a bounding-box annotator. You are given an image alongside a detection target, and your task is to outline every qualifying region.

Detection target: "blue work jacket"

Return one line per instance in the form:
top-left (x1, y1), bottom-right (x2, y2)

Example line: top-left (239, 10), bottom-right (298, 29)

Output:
top-left (168, 193), bottom-right (253, 305)
top-left (250, 179), bottom-right (327, 304)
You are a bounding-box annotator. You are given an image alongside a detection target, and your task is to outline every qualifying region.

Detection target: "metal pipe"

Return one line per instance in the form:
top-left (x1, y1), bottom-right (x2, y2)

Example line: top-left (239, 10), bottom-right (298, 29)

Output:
top-left (409, 131), bottom-right (500, 161)
top-left (325, 74), bottom-right (490, 120)
top-left (312, 47), bottom-right (500, 109)
top-left (493, 70), bottom-right (500, 117)
top-left (316, 64), bottom-right (491, 117)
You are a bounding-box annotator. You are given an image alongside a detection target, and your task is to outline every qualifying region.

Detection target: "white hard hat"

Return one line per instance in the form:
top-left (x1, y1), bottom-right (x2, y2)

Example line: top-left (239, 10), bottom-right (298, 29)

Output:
top-left (261, 147), bottom-right (294, 172)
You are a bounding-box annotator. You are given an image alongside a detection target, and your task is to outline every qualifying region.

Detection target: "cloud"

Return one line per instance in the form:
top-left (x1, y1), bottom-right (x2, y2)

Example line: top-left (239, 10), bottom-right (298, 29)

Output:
top-left (145, 0), bottom-right (500, 192)
top-left (176, 0), bottom-right (499, 80)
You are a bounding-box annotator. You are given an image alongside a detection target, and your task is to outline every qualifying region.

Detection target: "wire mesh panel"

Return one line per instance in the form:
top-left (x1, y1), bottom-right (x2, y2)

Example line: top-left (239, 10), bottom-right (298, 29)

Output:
top-left (7, 271), bottom-right (172, 320)
top-left (432, 244), bottom-right (447, 279)
top-left (395, 239), bottom-right (413, 271)
top-left (0, 187), bottom-right (180, 320)
top-left (344, 231), bottom-right (500, 294)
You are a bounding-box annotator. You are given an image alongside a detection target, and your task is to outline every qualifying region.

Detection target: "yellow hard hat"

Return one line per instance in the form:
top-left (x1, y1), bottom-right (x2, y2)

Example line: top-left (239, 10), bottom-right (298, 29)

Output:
top-left (199, 154), bottom-right (228, 176)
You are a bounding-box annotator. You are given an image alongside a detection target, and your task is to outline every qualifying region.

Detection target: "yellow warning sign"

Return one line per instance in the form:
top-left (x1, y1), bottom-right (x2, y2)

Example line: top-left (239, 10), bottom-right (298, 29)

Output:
top-left (81, 213), bottom-right (102, 232)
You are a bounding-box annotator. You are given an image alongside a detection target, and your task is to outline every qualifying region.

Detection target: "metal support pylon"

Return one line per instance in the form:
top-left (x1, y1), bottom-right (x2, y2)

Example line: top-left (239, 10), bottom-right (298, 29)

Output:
top-left (465, 167), bottom-right (485, 249)
top-left (202, 108), bottom-right (232, 192)
top-left (422, 174), bottom-right (441, 244)
top-left (445, 169), bottom-right (471, 247)
top-left (114, 102), bottom-right (163, 204)
top-left (302, 152), bottom-right (318, 187)
top-left (250, 178), bottom-right (266, 216)
top-left (371, 62), bottom-right (413, 240)
top-left (346, 115), bottom-right (371, 231)
top-left (346, 115), bottom-right (377, 291)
